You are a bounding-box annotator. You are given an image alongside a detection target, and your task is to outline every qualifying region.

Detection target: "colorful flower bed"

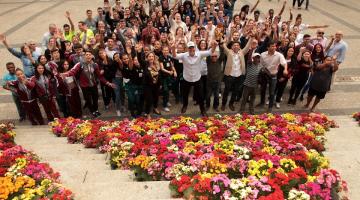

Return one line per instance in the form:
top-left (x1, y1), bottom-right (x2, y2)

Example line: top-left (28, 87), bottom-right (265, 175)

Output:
top-left (0, 122), bottom-right (74, 200)
top-left (50, 113), bottom-right (348, 199)
top-left (352, 112), bottom-right (360, 125)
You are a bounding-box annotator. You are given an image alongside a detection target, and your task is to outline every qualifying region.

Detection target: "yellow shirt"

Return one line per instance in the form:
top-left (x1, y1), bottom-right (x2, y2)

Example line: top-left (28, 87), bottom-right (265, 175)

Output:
top-left (79, 29), bottom-right (94, 45)
top-left (64, 31), bottom-right (75, 42)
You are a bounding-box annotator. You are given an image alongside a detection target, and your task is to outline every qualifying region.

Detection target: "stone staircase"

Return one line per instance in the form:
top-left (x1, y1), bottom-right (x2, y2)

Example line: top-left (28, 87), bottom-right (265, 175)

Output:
top-left (13, 116), bottom-right (360, 200)
top-left (14, 126), bottom-right (174, 200)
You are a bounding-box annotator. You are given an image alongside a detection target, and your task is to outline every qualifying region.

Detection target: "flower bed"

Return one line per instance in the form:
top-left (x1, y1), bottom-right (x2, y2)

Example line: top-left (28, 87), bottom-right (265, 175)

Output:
top-left (50, 113), bottom-right (348, 199)
top-left (0, 122), bottom-right (74, 200)
top-left (352, 112), bottom-right (360, 125)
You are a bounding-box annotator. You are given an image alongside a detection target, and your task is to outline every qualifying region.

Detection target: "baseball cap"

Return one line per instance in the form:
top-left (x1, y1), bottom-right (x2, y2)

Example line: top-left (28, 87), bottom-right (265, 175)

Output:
top-left (187, 41), bottom-right (195, 48)
top-left (252, 53), bottom-right (261, 58)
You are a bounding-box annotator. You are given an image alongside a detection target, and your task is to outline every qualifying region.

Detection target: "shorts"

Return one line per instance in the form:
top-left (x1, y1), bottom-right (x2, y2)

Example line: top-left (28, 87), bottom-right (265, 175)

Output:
top-left (308, 88), bottom-right (326, 99)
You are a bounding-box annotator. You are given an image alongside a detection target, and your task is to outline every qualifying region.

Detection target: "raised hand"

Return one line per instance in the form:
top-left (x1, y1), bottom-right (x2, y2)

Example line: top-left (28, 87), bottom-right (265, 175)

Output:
top-left (0, 34), bottom-right (6, 43)
top-left (65, 11), bottom-right (71, 18)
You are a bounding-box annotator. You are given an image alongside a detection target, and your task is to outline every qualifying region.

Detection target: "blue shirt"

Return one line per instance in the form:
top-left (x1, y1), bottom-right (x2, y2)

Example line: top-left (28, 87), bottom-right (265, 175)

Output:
top-left (2, 73), bottom-right (17, 95)
top-left (326, 40), bottom-right (348, 63)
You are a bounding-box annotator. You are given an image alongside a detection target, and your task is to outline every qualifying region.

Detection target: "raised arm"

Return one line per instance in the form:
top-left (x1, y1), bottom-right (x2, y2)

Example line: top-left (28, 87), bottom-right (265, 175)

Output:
top-left (0, 34), bottom-right (22, 58)
top-left (65, 11), bottom-right (75, 32)
top-left (250, 0), bottom-right (260, 14)
top-left (277, 0), bottom-right (287, 17)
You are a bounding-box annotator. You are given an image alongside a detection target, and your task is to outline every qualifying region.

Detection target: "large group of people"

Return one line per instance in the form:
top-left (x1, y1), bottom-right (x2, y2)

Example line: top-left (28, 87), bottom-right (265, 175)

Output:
top-left (1, 0), bottom-right (347, 125)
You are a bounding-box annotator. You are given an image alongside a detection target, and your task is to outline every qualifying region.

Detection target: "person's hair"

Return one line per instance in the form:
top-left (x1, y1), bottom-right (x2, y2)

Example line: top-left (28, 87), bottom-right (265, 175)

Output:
top-left (254, 10), bottom-right (260, 15)
top-left (58, 60), bottom-right (71, 73)
top-left (84, 50), bottom-right (93, 54)
top-left (303, 34), bottom-right (311, 39)
top-left (20, 45), bottom-right (29, 55)
top-left (63, 24), bottom-right (70, 28)
top-left (296, 14), bottom-right (302, 20)
top-left (97, 7), bottom-right (103, 10)
top-left (6, 62), bottom-right (15, 67)
top-left (312, 43), bottom-right (325, 61)
top-left (37, 55), bottom-right (47, 63)
top-left (50, 48), bottom-right (59, 54)
top-left (240, 5), bottom-right (250, 13)
top-left (198, 39), bottom-right (208, 50)
top-left (146, 19), bottom-right (153, 24)
top-left (268, 40), bottom-right (277, 47)
top-left (78, 21), bottom-right (86, 26)
top-left (73, 43), bottom-right (83, 49)
top-left (86, 9), bottom-right (92, 13)
top-left (15, 68), bottom-right (23, 73)
top-left (34, 64), bottom-right (53, 79)
top-left (231, 41), bottom-right (241, 48)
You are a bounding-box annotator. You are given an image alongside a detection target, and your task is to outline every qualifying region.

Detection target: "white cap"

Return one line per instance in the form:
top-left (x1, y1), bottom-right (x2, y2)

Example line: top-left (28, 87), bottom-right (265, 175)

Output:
top-left (252, 52), bottom-right (261, 58)
top-left (187, 41), bottom-right (195, 48)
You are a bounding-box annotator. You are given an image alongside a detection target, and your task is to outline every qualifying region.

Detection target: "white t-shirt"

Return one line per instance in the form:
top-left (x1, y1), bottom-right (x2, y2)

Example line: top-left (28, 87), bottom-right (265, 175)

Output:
top-left (174, 50), bottom-right (212, 82)
top-left (260, 51), bottom-right (287, 75)
top-left (230, 54), bottom-right (242, 77)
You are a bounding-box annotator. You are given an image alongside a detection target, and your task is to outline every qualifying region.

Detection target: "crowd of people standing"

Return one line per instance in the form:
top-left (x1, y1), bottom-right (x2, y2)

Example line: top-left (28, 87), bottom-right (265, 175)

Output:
top-left (1, 0), bottom-right (347, 125)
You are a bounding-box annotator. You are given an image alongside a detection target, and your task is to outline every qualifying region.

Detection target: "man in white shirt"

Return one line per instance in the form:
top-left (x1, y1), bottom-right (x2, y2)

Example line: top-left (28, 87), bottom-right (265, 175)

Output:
top-left (258, 41), bottom-right (288, 112)
top-left (172, 41), bottom-right (217, 116)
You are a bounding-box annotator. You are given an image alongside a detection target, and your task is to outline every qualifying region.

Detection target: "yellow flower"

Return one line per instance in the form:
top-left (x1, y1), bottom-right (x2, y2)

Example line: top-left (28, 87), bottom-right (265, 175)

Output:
top-left (279, 158), bottom-right (297, 172)
top-left (248, 159), bottom-right (273, 178)
top-left (171, 133), bottom-right (187, 141)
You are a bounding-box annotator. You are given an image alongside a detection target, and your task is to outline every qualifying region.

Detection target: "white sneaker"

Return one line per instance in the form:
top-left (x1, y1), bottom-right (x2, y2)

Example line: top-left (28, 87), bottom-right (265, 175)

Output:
top-left (164, 107), bottom-right (170, 112)
top-left (116, 110), bottom-right (121, 117)
top-left (266, 100), bottom-right (269, 105)
top-left (280, 97), bottom-right (283, 102)
top-left (167, 102), bottom-right (172, 107)
top-left (275, 103), bottom-right (280, 109)
top-left (219, 93), bottom-right (222, 98)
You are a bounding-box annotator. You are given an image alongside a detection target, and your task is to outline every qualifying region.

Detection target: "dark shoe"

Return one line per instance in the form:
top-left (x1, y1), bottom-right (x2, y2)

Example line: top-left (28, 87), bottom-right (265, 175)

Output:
top-left (255, 103), bottom-right (264, 108)
top-left (229, 104), bottom-right (235, 111)
top-left (299, 95), bottom-right (304, 101)
top-left (153, 108), bottom-right (161, 115)
top-left (181, 106), bottom-right (187, 114)
top-left (201, 111), bottom-right (208, 117)
top-left (221, 105), bottom-right (226, 111)
top-left (94, 111), bottom-right (101, 117)
top-left (267, 107), bottom-right (273, 113)
top-left (214, 107), bottom-right (220, 112)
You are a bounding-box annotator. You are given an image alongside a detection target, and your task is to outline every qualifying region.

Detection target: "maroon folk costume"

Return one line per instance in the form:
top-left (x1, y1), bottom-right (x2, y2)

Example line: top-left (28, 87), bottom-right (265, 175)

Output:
top-left (31, 74), bottom-right (60, 121)
top-left (7, 79), bottom-right (44, 125)
top-left (56, 74), bottom-right (82, 118)
top-left (65, 61), bottom-right (112, 115)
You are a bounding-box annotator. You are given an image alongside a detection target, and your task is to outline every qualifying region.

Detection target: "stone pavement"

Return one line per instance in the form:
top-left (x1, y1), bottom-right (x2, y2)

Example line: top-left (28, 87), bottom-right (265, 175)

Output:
top-left (1, 0), bottom-right (360, 121)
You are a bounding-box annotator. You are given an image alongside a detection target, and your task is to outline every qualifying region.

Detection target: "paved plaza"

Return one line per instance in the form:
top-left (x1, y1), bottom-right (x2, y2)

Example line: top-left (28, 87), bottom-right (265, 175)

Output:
top-left (1, 0), bottom-right (360, 199)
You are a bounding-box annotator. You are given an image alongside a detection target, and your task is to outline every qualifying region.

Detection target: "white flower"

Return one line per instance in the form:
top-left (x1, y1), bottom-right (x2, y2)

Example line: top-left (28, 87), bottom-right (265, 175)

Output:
top-left (287, 189), bottom-right (310, 200)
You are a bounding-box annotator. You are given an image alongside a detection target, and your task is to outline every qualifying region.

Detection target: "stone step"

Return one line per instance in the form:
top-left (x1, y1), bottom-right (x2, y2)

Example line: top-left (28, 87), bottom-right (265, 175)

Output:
top-left (59, 169), bottom-right (135, 184)
top-left (72, 181), bottom-right (172, 200)
top-left (48, 160), bottom-right (111, 171)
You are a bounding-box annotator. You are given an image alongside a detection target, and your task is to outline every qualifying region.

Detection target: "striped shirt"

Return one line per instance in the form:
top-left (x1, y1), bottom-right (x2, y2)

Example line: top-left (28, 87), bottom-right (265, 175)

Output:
top-left (243, 63), bottom-right (262, 88)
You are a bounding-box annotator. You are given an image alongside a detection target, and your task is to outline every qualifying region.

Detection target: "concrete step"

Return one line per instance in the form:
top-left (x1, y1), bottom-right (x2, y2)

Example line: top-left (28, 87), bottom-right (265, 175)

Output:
top-left (47, 160), bottom-right (111, 171)
top-left (59, 169), bottom-right (135, 184)
top-left (73, 181), bottom-right (172, 200)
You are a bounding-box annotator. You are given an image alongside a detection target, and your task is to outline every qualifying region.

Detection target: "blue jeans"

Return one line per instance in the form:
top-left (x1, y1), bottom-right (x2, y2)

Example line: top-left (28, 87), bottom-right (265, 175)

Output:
top-left (113, 77), bottom-right (124, 111)
top-left (260, 73), bottom-right (277, 109)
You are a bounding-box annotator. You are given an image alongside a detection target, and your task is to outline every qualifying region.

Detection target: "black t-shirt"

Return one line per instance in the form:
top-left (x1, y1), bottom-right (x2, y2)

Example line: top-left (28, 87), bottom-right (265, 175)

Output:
top-left (310, 65), bottom-right (333, 92)
top-left (159, 55), bottom-right (173, 77)
top-left (129, 66), bottom-right (144, 85)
